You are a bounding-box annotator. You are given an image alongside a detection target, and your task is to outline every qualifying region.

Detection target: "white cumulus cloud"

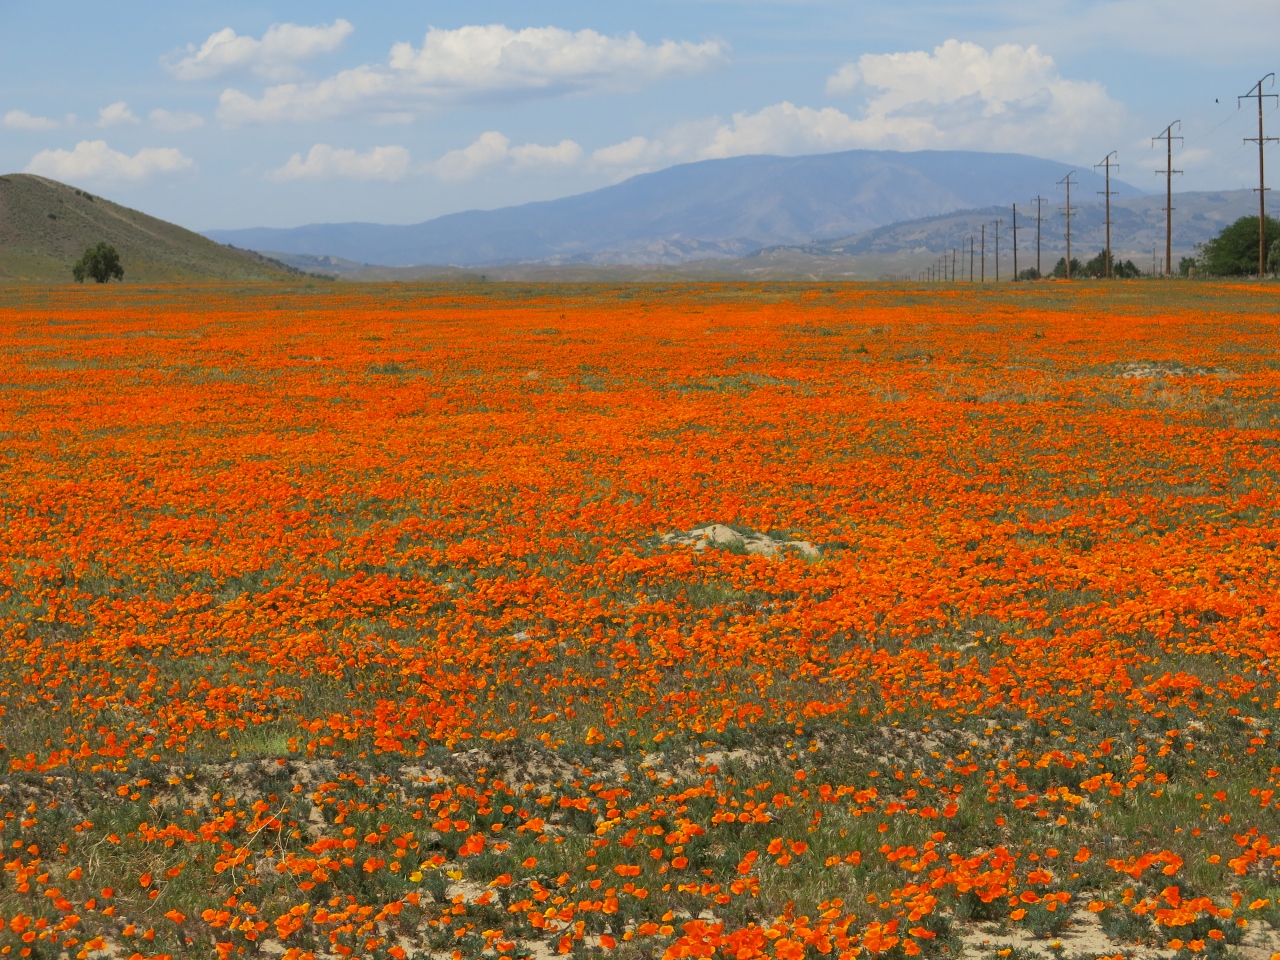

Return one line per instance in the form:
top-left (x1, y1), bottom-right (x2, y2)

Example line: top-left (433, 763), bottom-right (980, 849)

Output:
top-left (97, 102), bottom-right (140, 127)
top-left (511, 139), bottom-right (584, 169)
top-left (592, 40), bottom-right (1127, 177)
top-left (216, 24), bottom-right (727, 124)
top-left (388, 25), bottom-right (725, 93)
top-left (591, 136), bottom-right (654, 168)
top-left (25, 140), bottom-right (195, 183)
top-left (820, 40), bottom-right (1126, 154)
top-left (166, 20), bottom-right (354, 82)
top-left (4, 110), bottom-right (61, 130)
top-left (435, 132), bottom-right (512, 181)
top-left (149, 109), bottom-right (205, 132)
top-left (434, 131), bottom-right (584, 181)
top-left (267, 144), bottom-right (412, 182)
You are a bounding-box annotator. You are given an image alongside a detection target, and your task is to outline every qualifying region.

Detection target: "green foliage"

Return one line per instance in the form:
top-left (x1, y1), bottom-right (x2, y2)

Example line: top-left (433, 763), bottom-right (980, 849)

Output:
top-left (1015, 268), bottom-right (1041, 281)
top-left (1269, 238), bottom-right (1280, 276)
top-left (1051, 257), bottom-right (1083, 279)
top-left (1082, 250), bottom-right (1142, 279)
top-left (1198, 215), bottom-right (1280, 276)
top-left (71, 241), bottom-right (124, 283)
top-left (1179, 256), bottom-right (1198, 277)
top-left (1097, 903), bottom-right (1154, 944)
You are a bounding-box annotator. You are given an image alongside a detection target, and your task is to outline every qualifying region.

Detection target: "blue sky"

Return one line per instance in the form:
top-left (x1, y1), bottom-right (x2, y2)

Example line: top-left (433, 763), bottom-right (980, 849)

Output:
top-left (3, 0), bottom-right (1279, 230)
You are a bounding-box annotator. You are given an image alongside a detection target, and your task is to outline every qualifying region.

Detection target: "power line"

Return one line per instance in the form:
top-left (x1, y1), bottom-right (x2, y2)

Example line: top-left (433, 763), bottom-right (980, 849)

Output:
top-left (1031, 196), bottom-right (1046, 278)
top-left (1058, 172), bottom-right (1076, 280)
top-left (1240, 74), bottom-right (1278, 278)
top-left (1182, 101), bottom-right (1255, 149)
top-left (1012, 204), bottom-right (1019, 281)
top-left (1095, 151), bottom-right (1119, 279)
top-left (991, 219), bottom-right (1004, 282)
top-left (1152, 125), bottom-right (1182, 279)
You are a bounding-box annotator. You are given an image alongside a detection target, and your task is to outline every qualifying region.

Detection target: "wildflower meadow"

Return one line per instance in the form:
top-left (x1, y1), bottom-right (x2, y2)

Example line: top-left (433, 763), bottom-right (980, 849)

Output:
top-left (1, 281), bottom-right (1279, 960)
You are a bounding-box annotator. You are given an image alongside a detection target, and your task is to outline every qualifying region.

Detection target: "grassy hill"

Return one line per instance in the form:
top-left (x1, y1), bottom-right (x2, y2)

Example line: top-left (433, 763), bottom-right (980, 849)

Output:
top-left (0, 174), bottom-right (303, 283)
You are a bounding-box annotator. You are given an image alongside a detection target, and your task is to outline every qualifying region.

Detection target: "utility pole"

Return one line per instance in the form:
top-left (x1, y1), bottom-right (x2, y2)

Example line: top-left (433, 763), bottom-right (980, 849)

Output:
top-left (970, 236), bottom-right (975, 282)
top-left (991, 219), bottom-right (1004, 282)
top-left (1012, 204), bottom-right (1019, 280)
top-left (1240, 75), bottom-right (1278, 278)
top-left (1058, 172), bottom-right (1076, 279)
top-left (981, 224), bottom-right (986, 282)
top-left (1152, 124), bottom-right (1183, 279)
top-left (1095, 151), bottom-right (1119, 278)
top-left (1032, 196), bottom-right (1047, 277)
top-left (952, 248), bottom-right (957, 283)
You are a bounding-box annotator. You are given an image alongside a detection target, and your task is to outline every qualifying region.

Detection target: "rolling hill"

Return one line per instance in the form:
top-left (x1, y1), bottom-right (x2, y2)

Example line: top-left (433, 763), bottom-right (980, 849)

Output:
top-left (206, 149), bottom-right (1142, 267)
top-left (795, 188), bottom-right (1259, 268)
top-left (0, 174), bottom-right (303, 283)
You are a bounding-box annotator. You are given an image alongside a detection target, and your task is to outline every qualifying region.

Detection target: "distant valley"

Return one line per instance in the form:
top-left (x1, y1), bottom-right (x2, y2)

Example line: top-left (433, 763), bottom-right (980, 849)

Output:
top-left (206, 149), bottom-right (1141, 268)
top-left (260, 188), bottom-right (1257, 283)
top-left (0, 149), bottom-right (1257, 284)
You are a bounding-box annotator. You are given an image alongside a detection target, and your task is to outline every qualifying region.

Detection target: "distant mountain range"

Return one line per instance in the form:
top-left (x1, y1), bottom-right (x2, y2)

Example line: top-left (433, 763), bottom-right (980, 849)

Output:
top-left (1, 155), bottom-right (1251, 286)
top-left (206, 149), bottom-right (1143, 268)
top-left (261, 187), bottom-right (1258, 283)
top-left (0, 174), bottom-right (300, 284)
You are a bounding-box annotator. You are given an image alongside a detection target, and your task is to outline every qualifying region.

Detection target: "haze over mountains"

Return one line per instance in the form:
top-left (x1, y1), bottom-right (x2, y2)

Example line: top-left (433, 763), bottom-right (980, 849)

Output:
top-left (208, 150), bottom-right (1140, 268)
top-left (0, 148), bottom-right (1256, 284)
top-left (795, 189), bottom-right (1258, 269)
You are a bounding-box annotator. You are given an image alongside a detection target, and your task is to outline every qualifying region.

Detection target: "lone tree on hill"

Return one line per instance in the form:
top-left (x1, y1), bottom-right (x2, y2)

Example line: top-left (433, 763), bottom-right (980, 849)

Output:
top-left (72, 242), bottom-right (124, 283)
top-left (1197, 216), bottom-right (1280, 276)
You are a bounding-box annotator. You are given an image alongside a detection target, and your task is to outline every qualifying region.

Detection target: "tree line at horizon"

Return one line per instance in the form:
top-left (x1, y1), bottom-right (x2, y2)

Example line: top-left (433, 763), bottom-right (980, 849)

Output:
top-left (1003, 214), bottom-right (1280, 281)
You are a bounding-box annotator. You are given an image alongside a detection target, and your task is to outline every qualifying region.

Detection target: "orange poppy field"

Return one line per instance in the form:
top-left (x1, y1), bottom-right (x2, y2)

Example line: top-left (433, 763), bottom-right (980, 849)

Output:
top-left (1, 280), bottom-right (1279, 960)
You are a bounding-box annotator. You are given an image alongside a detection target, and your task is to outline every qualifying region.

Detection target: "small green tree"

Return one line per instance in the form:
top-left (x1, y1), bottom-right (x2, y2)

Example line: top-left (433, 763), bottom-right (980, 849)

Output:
top-left (1051, 257), bottom-right (1082, 279)
top-left (1081, 250), bottom-right (1108, 278)
top-left (1198, 215), bottom-right (1280, 276)
top-left (1268, 238), bottom-right (1280, 276)
top-left (1015, 267), bottom-right (1041, 281)
top-left (1079, 250), bottom-right (1140, 278)
top-left (71, 242), bottom-right (124, 283)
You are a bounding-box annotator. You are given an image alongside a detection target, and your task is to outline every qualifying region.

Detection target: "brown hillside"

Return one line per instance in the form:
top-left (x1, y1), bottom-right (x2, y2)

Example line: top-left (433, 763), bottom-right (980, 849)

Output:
top-left (0, 174), bottom-right (304, 283)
